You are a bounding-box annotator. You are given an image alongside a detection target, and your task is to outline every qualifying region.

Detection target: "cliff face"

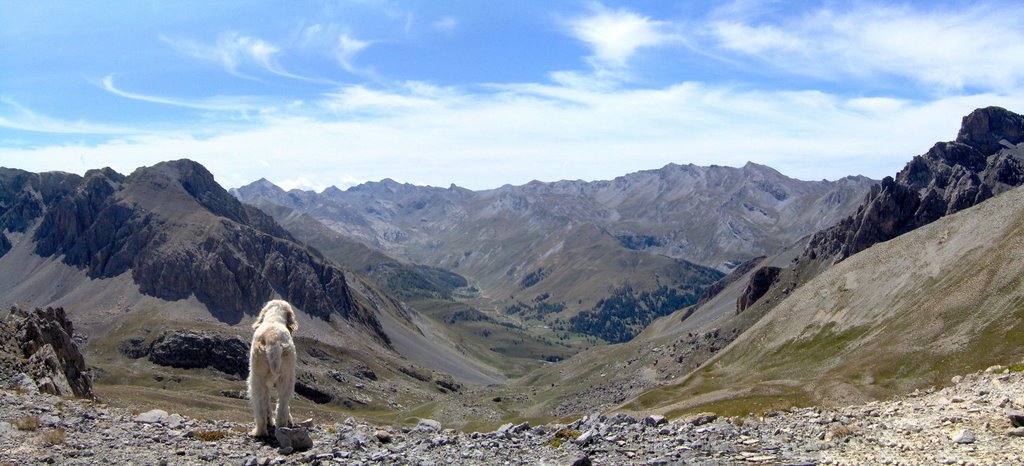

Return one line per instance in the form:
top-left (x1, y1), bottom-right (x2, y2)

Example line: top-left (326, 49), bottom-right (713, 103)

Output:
top-left (804, 107), bottom-right (1024, 264)
top-left (0, 160), bottom-right (387, 344)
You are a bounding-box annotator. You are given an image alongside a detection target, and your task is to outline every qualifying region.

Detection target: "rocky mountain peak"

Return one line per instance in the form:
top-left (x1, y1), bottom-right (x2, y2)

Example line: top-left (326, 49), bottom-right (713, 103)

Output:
top-left (2, 161), bottom-right (389, 344)
top-left (956, 106), bottom-right (1024, 155)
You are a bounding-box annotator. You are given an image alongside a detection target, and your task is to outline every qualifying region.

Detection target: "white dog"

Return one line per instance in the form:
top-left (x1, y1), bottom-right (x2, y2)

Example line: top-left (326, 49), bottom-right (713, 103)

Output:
top-left (248, 299), bottom-right (298, 437)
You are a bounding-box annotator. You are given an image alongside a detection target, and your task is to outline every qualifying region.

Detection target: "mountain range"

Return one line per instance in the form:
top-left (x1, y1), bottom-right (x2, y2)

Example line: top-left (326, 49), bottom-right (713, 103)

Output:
top-left (1, 106), bottom-right (1022, 430)
top-left (233, 159), bottom-right (876, 349)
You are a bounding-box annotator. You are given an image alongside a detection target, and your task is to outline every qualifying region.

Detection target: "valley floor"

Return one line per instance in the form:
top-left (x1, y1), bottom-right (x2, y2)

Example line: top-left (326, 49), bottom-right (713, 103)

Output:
top-left (3, 366), bottom-right (1024, 465)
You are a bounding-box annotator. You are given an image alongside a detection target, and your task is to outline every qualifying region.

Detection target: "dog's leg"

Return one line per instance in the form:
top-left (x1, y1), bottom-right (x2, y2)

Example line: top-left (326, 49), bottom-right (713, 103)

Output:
top-left (249, 376), bottom-right (269, 437)
top-left (275, 370), bottom-right (295, 428)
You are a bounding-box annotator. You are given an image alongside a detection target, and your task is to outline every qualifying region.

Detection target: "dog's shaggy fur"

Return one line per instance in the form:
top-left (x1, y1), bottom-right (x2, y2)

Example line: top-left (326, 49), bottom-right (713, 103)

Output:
top-left (248, 299), bottom-right (298, 437)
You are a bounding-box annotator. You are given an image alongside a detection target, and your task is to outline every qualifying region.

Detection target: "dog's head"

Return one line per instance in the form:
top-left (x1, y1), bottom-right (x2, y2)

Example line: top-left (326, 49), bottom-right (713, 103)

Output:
top-left (253, 299), bottom-right (298, 334)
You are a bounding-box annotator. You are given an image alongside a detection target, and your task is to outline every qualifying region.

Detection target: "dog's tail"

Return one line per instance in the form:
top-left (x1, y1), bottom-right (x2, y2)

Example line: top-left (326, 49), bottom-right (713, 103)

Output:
top-left (265, 340), bottom-right (293, 376)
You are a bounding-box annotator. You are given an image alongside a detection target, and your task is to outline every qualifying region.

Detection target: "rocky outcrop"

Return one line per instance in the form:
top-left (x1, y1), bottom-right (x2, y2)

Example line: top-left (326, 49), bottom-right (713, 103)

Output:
top-left (0, 306), bottom-right (93, 398)
top-left (735, 266), bottom-right (781, 314)
top-left (134, 331), bottom-right (250, 378)
top-left (0, 160), bottom-right (388, 344)
top-left (693, 256), bottom-right (765, 310)
top-left (805, 106), bottom-right (1024, 264)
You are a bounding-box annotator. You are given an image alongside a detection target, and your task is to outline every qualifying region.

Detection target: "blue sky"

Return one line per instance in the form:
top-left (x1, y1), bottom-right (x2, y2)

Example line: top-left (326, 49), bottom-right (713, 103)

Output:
top-left (3, 1), bottom-right (1024, 191)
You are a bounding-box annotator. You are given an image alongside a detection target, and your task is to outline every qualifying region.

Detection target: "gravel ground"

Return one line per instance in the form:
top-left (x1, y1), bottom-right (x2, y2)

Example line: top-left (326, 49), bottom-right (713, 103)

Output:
top-left (2, 366), bottom-right (1024, 465)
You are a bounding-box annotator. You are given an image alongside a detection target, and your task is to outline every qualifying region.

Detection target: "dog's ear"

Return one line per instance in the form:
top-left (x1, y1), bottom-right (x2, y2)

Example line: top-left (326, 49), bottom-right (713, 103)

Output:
top-left (253, 303), bottom-right (267, 330)
top-left (286, 303), bottom-right (298, 334)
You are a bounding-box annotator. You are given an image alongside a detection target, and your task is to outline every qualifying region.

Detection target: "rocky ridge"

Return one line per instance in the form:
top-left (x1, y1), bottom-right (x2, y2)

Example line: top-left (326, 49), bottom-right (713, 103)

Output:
top-left (0, 160), bottom-right (389, 343)
top-left (802, 106), bottom-right (1024, 267)
top-left (3, 366), bottom-right (1024, 464)
top-left (0, 306), bottom-right (93, 399)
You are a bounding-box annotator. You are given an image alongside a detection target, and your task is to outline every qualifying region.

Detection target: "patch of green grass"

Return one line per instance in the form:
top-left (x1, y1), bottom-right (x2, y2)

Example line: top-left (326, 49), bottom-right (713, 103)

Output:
top-left (549, 428), bottom-right (580, 448)
top-left (765, 323), bottom-right (870, 371)
top-left (665, 392), bottom-right (812, 419)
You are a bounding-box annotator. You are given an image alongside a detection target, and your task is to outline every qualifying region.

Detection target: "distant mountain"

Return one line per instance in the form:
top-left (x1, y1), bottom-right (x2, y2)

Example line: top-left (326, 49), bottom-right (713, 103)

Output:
top-left (236, 162), bottom-right (874, 273)
top-left (234, 161), bottom-right (874, 345)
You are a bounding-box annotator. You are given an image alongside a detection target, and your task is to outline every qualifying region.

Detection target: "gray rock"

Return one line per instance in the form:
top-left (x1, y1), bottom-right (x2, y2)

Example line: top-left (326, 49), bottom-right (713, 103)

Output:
top-left (644, 414), bottom-right (668, 427)
top-left (575, 429), bottom-right (597, 446)
top-left (134, 409), bottom-right (168, 424)
top-left (496, 422), bottom-right (514, 437)
top-left (1008, 427), bottom-right (1024, 437)
top-left (1009, 413), bottom-right (1024, 427)
top-left (570, 455), bottom-right (592, 466)
top-left (340, 428), bottom-right (372, 449)
top-left (165, 413), bottom-right (183, 429)
top-left (414, 418), bottom-right (442, 433)
top-left (683, 412), bottom-right (718, 426)
top-left (11, 373), bottom-right (38, 394)
top-left (609, 413), bottom-right (637, 425)
top-left (275, 427), bottom-right (313, 452)
top-left (510, 422), bottom-right (531, 435)
top-left (220, 389), bottom-right (247, 400)
top-left (951, 429), bottom-right (975, 444)
top-left (374, 430), bottom-right (393, 443)
top-left (148, 331), bottom-right (249, 377)
top-left (38, 414), bottom-right (59, 427)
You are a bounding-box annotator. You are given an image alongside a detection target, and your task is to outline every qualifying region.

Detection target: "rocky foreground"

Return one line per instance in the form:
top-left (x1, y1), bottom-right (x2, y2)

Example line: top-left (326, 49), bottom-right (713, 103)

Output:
top-left (3, 367), bottom-right (1024, 465)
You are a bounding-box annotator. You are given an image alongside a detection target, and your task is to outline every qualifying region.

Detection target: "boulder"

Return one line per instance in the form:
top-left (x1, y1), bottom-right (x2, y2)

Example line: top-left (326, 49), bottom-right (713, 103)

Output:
top-left (644, 414), bottom-right (668, 427)
top-left (413, 419), bottom-right (442, 433)
top-left (147, 331), bottom-right (249, 377)
top-left (135, 409), bottom-right (168, 424)
top-left (951, 429), bottom-right (975, 444)
top-left (275, 427), bottom-right (313, 452)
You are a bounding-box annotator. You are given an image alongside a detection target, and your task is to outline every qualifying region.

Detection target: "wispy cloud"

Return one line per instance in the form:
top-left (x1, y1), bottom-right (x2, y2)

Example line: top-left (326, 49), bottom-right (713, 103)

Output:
top-left (705, 2), bottom-right (1024, 91)
top-left (0, 98), bottom-right (136, 134)
top-left (159, 31), bottom-right (335, 83)
top-left (101, 75), bottom-right (264, 113)
top-left (566, 3), bottom-right (682, 75)
top-left (299, 24), bottom-right (378, 78)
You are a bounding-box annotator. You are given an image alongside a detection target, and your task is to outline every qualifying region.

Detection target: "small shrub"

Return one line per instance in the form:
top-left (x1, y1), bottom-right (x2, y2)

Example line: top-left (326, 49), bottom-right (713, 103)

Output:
top-left (39, 428), bottom-right (66, 446)
top-left (1008, 364), bottom-right (1024, 373)
top-left (549, 428), bottom-right (580, 448)
top-left (13, 415), bottom-right (41, 431)
top-left (731, 416), bottom-right (745, 427)
top-left (191, 430), bottom-right (227, 441)
top-left (829, 424), bottom-right (857, 440)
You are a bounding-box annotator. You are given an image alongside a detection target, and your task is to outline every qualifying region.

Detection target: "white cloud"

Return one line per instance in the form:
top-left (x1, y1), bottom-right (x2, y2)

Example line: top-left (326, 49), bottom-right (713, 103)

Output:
top-left (706, 3), bottom-right (1024, 91)
top-left (566, 4), bottom-right (682, 73)
top-left (299, 24), bottom-right (374, 77)
top-left (432, 16), bottom-right (457, 33)
top-left (5, 78), bottom-right (1022, 191)
top-left (162, 32), bottom-right (284, 79)
top-left (336, 33), bottom-right (370, 73)
top-left (276, 176), bottom-right (326, 192)
top-left (101, 75), bottom-right (263, 112)
top-left (0, 98), bottom-right (137, 134)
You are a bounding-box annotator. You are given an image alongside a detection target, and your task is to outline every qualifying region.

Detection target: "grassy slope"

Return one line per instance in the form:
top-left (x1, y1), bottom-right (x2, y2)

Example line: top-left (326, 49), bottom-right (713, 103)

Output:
top-left (624, 185), bottom-right (1024, 418)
